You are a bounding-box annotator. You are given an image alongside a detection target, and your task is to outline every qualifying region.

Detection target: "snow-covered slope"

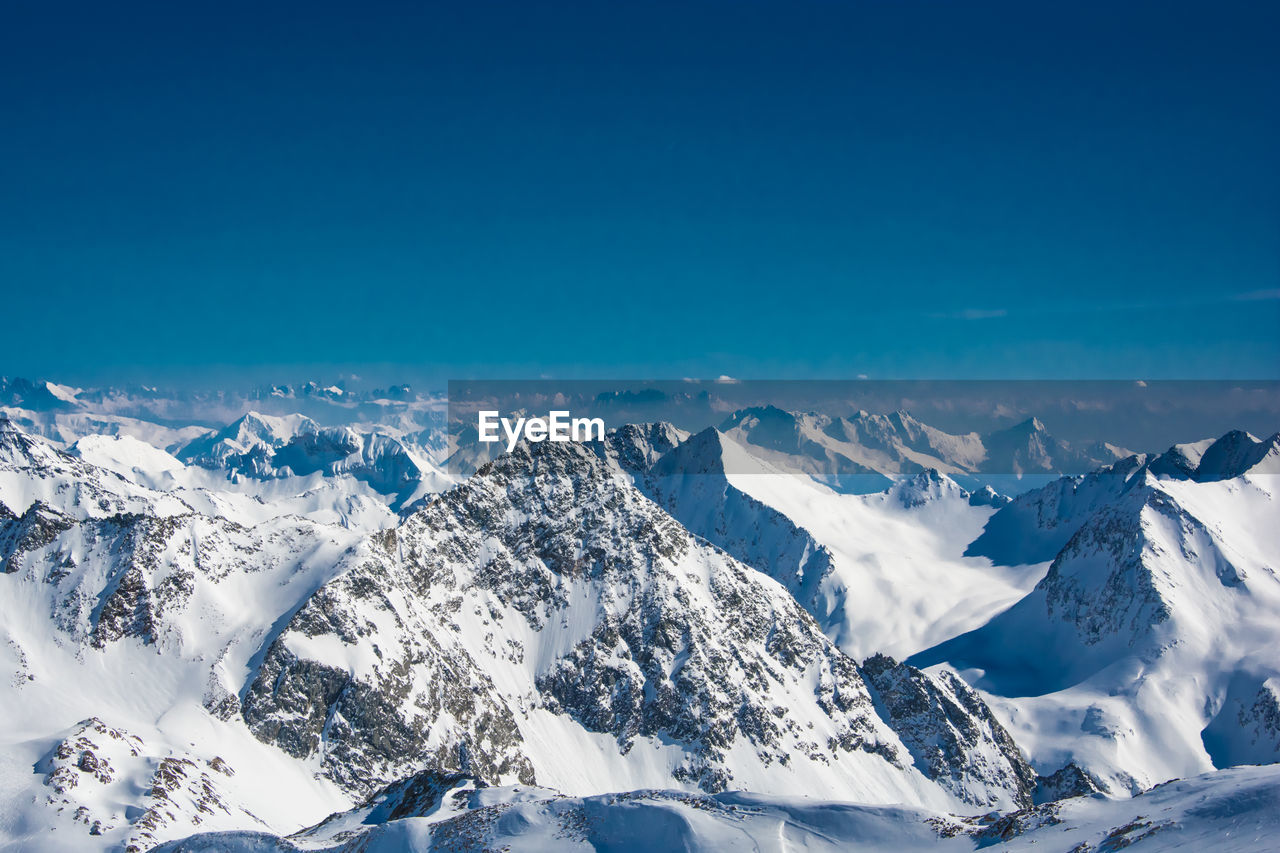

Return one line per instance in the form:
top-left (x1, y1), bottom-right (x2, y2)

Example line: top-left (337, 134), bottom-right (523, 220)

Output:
top-left (0, 417), bottom-right (193, 521)
top-left (68, 433), bottom-right (398, 531)
top-left (154, 763), bottom-right (1280, 853)
top-left (631, 426), bottom-right (1043, 659)
top-left (914, 430), bottom-right (1280, 793)
top-left (0, 419), bottom-right (367, 852)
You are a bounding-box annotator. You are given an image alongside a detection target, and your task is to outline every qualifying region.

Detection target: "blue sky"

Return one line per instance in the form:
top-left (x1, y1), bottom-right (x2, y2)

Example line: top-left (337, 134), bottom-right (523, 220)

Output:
top-left (1, 1), bottom-right (1276, 384)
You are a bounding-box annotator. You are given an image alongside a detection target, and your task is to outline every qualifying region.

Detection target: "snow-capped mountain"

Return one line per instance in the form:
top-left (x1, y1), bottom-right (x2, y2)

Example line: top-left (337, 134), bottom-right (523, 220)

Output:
top-left (176, 412), bottom-right (449, 508)
top-left (913, 430), bottom-right (1280, 793)
top-left (717, 406), bottom-right (1129, 492)
top-left (0, 377), bottom-right (1276, 852)
top-left (240, 439), bottom-right (1029, 810)
top-left (0, 414), bottom-right (1041, 851)
top-left (0, 417), bottom-right (193, 521)
top-left (0, 419), bottom-right (363, 852)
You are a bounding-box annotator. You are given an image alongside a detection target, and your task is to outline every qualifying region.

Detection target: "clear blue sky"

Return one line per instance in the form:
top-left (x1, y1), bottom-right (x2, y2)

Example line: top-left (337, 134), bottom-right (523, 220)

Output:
top-left (1, 0), bottom-right (1276, 384)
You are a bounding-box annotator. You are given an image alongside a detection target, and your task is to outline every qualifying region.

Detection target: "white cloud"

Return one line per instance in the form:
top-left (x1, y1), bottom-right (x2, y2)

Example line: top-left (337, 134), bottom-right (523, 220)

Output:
top-left (929, 308), bottom-right (1009, 320)
top-left (1232, 289), bottom-right (1280, 302)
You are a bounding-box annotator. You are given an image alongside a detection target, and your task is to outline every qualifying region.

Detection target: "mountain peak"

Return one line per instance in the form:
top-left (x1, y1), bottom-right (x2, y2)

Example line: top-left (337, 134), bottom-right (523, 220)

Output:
top-left (720, 404), bottom-right (798, 431)
top-left (0, 376), bottom-right (78, 411)
top-left (649, 426), bottom-right (729, 477)
top-left (0, 416), bottom-right (59, 465)
top-left (604, 422), bottom-right (687, 474)
top-left (1013, 416), bottom-right (1047, 433)
top-left (1147, 429), bottom-right (1280, 482)
top-left (885, 468), bottom-right (970, 508)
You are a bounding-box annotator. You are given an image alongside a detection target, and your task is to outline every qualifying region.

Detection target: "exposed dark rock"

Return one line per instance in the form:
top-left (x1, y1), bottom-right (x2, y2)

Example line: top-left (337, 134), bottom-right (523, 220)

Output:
top-left (1035, 761), bottom-right (1105, 804)
top-left (860, 653), bottom-right (1037, 810)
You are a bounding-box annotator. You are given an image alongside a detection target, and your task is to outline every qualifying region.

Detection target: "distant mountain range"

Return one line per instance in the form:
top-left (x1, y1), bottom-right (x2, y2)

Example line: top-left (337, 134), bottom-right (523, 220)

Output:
top-left (716, 405), bottom-right (1130, 490)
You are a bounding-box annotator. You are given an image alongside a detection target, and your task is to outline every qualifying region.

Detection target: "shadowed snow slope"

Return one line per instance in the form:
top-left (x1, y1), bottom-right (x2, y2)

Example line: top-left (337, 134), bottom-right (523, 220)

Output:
top-left (634, 426), bottom-right (1045, 659)
top-left (914, 431), bottom-right (1280, 794)
top-left (155, 764), bottom-right (1280, 853)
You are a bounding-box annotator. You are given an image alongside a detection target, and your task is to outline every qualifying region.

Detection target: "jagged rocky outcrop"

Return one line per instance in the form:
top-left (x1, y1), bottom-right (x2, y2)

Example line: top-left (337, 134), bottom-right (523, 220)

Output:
top-left (599, 421), bottom-right (687, 474)
top-left (240, 440), bottom-right (998, 806)
top-left (635, 427), bottom-right (840, 636)
top-left (859, 654), bottom-right (1037, 810)
top-left (0, 496), bottom-right (337, 652)
top-left (1033, 761), bottom-right (1104, 804)
top-left (0, 502), bottom-right (75, 574)
top-left (38, 717), bottom-right (255, 853)
top-left (241, 565), bottom-right (537, 796)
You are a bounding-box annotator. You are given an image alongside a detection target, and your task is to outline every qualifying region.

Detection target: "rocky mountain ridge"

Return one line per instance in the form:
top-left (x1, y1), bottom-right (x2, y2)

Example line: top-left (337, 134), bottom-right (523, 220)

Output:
top-left (240, 439), bottom-right (1032, 810)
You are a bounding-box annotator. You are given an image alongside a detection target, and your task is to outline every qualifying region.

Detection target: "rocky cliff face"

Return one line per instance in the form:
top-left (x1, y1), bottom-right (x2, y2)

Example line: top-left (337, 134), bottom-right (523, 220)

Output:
top-left (635, 427), bottom-right (841, 636)
top-left (240, 440), bottom-right (961, 803)
top-left (0, 494), bottom-right (345, 655)
top-left (859, 654), bottom-right (1037, 810)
